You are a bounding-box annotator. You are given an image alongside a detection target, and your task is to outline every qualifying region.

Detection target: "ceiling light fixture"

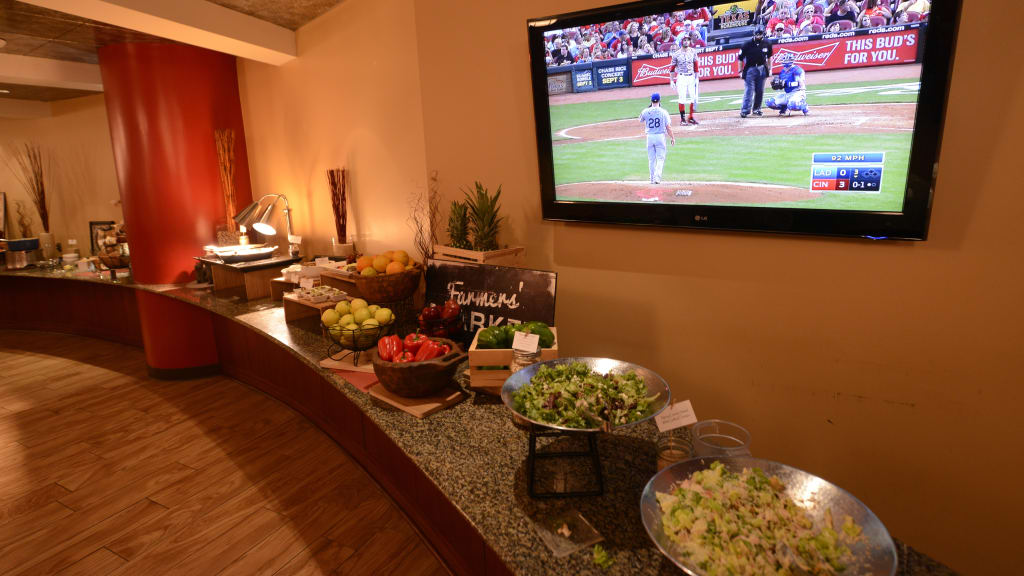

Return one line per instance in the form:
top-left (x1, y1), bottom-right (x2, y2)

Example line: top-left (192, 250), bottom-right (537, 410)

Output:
top-left (0, 89), bottom-right (10, 95)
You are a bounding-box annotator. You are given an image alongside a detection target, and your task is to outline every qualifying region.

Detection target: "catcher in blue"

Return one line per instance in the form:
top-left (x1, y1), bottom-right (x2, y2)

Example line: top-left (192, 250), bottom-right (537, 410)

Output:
top-left (766, 53), bottom-right (810, 116)
top-left (639, 92), bottom-right (675, 184)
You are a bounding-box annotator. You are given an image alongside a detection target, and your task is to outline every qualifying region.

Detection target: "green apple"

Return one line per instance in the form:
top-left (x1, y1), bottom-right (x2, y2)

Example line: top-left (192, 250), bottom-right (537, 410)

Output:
top-left (361, 318), bottom-right (380, 328)
top-left (321, 309), bottom-right (340, 326)
top-left (367, 305), bottom-right (381, 315)
top-left (350, 298), bottom-right (368, 311)
top-left (353, 308), bottom-right (372, 324)
top-left (360, 266), bottom-right (377, 277)
top-left (335, 300), bottom-right (351, 316)
top-left (339, 313), bottom-right (355, 327)
top-left (344, 323), bottom-right (359, 330)
top-left (374, 308), bottom-right (393, 325)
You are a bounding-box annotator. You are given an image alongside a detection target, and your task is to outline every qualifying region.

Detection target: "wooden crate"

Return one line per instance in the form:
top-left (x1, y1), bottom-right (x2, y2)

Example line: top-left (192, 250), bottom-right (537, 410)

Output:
top-left (282, 293), bottom-right (340, 324)
top-left (467, 327), bottom-right (558, 395)
top-left (433, 245), bottom-right (525, 267)
top-left (270, 277), bottom-right (298, 301)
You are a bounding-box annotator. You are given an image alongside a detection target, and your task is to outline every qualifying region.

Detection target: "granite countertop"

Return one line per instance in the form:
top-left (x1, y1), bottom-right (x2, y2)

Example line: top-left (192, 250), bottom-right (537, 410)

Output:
top-left (1, 268), bottom-right (957, 576)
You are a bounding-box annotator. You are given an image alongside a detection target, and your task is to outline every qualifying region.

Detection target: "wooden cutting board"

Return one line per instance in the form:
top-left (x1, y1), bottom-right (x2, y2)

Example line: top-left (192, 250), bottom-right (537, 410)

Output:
top-left (367, 385), bottom-right (465, 419)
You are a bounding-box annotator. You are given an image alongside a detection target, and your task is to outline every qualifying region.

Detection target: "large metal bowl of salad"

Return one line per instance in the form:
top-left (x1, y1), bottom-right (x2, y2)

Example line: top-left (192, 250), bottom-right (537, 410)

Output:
top-left (641, 456), bottom-right (897, 576)
top-left (500, 357), bottom-right (671, 433)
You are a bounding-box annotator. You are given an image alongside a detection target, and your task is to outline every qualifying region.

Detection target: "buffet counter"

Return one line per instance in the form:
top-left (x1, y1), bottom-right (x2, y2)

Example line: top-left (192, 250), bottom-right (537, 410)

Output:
top-left (0, 269), bottom-right (956, 576)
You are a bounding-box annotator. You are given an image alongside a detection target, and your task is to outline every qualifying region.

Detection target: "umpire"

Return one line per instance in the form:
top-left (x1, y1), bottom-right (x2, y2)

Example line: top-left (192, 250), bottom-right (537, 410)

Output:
top-left (738, 26), bottom-right (773, 118)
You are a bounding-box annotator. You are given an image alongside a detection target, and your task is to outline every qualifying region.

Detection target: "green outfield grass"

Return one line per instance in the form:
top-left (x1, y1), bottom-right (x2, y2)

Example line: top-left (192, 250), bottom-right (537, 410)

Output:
top-left (553, 132), bottom-right (911, 211)
top-left (550, 78), bottom-right (919, 137)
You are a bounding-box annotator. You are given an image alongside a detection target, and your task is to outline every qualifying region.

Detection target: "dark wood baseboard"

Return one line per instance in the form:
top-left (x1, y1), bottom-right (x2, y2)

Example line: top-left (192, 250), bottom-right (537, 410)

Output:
top-left (146, 363), bottom-right (221, 380)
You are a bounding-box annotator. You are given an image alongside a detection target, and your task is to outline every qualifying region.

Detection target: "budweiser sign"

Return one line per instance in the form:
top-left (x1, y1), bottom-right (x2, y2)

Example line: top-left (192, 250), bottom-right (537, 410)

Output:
top-left (773, 42), bottom-right (840, 67)
top-left (634, 62), bottom-right (672, 82)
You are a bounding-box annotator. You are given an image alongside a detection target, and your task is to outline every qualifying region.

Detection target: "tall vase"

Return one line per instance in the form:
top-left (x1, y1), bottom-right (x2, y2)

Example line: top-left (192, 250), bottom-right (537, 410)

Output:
top-left (38, 231), bottom-right (56, 260)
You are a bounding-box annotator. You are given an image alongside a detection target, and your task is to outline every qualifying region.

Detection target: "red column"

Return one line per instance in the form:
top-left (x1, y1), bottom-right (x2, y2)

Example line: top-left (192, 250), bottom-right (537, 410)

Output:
top-left (98, 43), bottom-right (253, 377)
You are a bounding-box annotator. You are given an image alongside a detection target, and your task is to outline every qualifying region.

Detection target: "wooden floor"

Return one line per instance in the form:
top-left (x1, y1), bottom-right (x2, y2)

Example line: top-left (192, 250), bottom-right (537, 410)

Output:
top-left (0, 330), bottom-right (448, 576)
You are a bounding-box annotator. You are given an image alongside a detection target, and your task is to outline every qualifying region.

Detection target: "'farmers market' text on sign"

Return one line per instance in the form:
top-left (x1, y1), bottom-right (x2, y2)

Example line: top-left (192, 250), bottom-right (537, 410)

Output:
top-left (425, 259), bottom-right (556, 332)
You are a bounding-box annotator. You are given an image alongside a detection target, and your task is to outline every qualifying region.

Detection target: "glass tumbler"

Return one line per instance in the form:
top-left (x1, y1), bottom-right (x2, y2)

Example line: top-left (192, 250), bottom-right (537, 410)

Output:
top-left (691, 419), bottom-right (751, 458)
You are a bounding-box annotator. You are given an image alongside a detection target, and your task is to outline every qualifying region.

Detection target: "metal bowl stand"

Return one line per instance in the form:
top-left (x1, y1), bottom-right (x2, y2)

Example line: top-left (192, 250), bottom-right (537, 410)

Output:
top-left (526, 425), bottom-right (603, 499)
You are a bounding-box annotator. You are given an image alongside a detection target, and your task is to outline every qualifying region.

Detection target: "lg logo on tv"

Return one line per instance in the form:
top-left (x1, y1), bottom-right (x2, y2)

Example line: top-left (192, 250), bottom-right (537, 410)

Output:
top-left (694, 215), bottom-right (709, 223)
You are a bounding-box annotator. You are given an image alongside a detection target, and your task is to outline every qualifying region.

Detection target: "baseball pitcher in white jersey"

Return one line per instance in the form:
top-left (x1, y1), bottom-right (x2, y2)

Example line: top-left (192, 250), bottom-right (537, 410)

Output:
top-left (669, 36), bottom-right (701, 125)
top-left (639, 92), bottom-right (675, 184)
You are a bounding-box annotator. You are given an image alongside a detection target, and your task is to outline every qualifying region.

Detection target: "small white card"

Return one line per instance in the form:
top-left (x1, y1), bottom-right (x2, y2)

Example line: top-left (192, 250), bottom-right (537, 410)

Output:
top-left (512, 331), bottom-right (540, 353)
top-left (299, 278), bottom-right (315, 289)
top-left (655, 400), bottom-right (697, 432)
top-left (314, 257), bottom-right (330, 267)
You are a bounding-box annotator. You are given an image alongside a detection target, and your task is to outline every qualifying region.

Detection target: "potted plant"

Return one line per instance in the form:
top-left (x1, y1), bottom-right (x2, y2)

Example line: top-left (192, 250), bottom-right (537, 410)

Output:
top-left (434, 182), bottom-right (524, 266)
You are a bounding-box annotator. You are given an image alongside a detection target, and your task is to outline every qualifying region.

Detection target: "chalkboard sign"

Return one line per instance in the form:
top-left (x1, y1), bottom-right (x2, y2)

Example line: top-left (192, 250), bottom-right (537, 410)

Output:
top-left (425, 259), bottom-right (557, 334)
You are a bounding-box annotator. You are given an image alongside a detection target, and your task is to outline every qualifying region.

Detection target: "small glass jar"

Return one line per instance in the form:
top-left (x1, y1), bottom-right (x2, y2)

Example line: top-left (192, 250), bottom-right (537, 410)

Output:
top-left (509, 348), bottom-right (542, 374)
top-left (656, 427), bottom-right (693, 471)
top-left (509, 347), bottom-right (542, 429)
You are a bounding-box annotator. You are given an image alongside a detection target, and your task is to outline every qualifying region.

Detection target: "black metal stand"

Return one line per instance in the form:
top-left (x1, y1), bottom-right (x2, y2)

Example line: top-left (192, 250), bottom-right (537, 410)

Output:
top-left (527, 426), bottom-right (604, 499)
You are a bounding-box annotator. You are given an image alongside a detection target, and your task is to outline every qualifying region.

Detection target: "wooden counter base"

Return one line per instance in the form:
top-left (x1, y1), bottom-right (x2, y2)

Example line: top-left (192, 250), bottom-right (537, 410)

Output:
top-left (0, 274), bottom-right (510, 576)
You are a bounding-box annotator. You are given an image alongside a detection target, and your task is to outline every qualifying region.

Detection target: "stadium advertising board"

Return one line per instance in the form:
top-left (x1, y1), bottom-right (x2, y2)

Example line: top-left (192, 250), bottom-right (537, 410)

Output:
top-left (631, 27), bottom-right (921, 86)
top-left (573, 66), bottom-right (596, 92)
top-left (595, 59), bottom-right (630, 90)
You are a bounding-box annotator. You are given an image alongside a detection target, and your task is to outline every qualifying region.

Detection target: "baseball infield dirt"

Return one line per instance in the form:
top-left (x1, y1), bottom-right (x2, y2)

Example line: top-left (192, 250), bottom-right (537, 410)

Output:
top-left (556, 180), bottom-right (818, 204)
top-left (556, 103), bottom-right (915, 143)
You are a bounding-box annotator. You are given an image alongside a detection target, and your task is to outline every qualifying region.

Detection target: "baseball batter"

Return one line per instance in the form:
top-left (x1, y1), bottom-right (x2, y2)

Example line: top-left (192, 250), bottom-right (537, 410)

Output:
top-left (639, 92), bottom-right (675, 184)
top-left (669, 36), bottom-right (701, 125)
top-left (767, 54), bottom-right (810, 115)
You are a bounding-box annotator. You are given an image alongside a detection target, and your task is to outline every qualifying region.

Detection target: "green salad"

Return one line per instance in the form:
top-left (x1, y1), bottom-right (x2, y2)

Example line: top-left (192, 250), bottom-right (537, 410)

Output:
top-left (512, 362), bottom-right (657, 428)
top-left (657, 461), bottom-right (864, 576)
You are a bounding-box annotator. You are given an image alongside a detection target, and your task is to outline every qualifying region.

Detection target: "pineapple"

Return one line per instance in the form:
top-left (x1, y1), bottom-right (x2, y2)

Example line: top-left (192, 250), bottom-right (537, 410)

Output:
top-left (447, 200), bottom-right (471, 249)
top-left (464, 182), bottom-right (504, 251)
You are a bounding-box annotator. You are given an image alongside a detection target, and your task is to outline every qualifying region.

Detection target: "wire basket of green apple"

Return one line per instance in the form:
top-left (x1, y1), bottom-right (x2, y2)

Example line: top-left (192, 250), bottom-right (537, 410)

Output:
top-left (321, 299), bottom-right (397, 364)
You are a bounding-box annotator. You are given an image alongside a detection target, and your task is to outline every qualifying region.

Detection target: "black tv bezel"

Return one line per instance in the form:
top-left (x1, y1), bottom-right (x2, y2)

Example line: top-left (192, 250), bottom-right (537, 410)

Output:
top-left (528, 0), bottom-right (961, 240)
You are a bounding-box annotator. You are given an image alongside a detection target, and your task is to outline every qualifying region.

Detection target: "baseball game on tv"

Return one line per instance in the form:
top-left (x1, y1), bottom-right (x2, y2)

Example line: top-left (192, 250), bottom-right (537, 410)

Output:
top-left (536, 0), bottom-right (939, 215)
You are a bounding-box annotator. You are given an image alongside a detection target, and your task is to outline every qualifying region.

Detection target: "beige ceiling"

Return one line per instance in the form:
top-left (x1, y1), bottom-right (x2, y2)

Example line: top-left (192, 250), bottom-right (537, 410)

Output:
top-left (207, 0), bottom-right (342, 31)
top-left (0, 81), bottom-right (97, 101)
top-left (0, 0), bottom-right (169, 65)
top-left (0, 0), bottom-right (341, 104)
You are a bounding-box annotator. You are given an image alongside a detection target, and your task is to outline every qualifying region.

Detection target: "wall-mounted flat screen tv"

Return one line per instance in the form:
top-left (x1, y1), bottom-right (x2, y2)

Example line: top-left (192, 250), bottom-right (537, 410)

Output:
top-left (529, 0), bottom-right (960, 240)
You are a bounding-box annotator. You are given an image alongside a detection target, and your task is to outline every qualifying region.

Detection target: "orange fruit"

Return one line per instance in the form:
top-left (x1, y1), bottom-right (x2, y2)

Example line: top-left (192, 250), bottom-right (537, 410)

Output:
top-left (385, 261), bottom-right (405, 275)
top-left (356, 256), bottom-right (373, 272)
top-left (382, 250), bottom-right (395, 260)
top-left (372, 255), bottom-right (390, 273)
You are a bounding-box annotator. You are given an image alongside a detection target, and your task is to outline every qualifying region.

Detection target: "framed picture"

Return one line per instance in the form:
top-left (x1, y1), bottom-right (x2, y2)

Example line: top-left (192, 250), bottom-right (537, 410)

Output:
top-left (89, 220), bottom-right (116, 254)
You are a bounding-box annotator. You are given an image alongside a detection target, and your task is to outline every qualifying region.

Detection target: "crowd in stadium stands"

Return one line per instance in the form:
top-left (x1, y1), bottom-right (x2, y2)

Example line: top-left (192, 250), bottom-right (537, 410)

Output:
top-left (545, 0), bottom-right (930, 66)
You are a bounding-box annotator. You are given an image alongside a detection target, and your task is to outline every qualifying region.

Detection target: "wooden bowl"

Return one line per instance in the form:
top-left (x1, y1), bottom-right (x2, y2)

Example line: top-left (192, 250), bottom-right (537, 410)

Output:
top-left (371, 337), bottom-right (466, 398)
top-left (354, 265), bottom-right (422, 302)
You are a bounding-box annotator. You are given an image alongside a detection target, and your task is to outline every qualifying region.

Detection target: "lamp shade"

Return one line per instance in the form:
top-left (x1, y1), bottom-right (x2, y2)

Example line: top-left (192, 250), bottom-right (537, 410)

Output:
top-left (233, 201), bottom-right (261, 229)
top-left (252, 202), bottom-right (277, 235)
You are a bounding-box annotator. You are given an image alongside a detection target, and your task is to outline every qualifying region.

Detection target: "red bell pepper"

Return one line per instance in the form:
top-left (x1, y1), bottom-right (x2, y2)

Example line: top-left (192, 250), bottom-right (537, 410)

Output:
top-left (377, 335), bottom-right (402, 362)
top-left (413, 340), bottom-right (445, 362)
top-left (439, 344), bottom-right (451, 356)
top-left (403, 333), bottom-right (428, 355)
top-left (395, 351), bottom-right (415, 363)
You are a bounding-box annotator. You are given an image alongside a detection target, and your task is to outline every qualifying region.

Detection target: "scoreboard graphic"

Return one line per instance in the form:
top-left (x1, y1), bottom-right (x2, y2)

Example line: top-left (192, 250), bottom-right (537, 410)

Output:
top-left (810, 153), bottom-right (885, 193)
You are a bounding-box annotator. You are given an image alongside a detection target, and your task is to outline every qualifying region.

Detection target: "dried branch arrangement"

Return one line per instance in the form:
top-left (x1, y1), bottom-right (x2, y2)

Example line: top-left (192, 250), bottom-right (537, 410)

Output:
top-left (14, 200), bottom-right (33, 238)
top-left (427, 170), bottom-right (442, 248)
top-left (214, 129), bottom-right (237, 232)
top-left (408, 187), bottom-right (431, 264)
top-left (327, 168), bottom-right (347, 244)
top-left (6, 143), bottom-right (49, 233)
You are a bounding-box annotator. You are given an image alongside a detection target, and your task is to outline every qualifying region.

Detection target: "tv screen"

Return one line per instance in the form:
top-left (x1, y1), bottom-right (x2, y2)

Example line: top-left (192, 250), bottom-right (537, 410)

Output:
top-left (528, 0), bottom-right (960, 239)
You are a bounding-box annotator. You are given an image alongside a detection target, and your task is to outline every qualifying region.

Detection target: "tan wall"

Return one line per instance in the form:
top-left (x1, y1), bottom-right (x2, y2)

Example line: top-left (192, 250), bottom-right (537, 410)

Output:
top-left (413, 1), bottom-right (1023, 574)
top-left (0, 95), bottom-right (122, 255)
top-left (236, 0), bottom-right (428, 261)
